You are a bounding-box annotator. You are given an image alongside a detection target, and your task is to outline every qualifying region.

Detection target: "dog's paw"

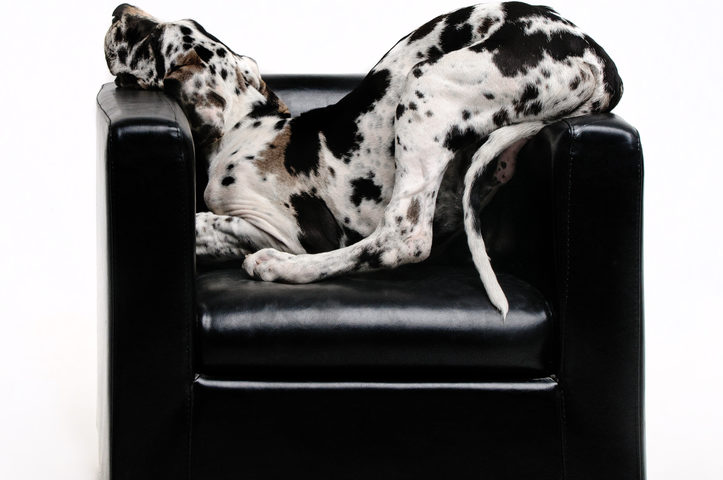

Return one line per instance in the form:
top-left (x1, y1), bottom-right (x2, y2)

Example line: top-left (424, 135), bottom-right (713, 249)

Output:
top-left (243, 248), bottom-right (297, 282)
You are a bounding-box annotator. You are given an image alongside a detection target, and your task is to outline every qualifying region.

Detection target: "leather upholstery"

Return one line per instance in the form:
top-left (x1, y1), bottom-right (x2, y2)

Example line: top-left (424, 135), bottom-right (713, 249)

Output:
top-left (97, 83), bottom-right (196, 480)
top-left (192, 377), bottom-right (563, 480)
top-left (265, 74), bottom-right (363, 116)
top-left (197, 266), bottom-right (552, 377)
top-left (546, 116), bottom-right (645, 480)
top-left (97, 75), bottom-right (645, 480)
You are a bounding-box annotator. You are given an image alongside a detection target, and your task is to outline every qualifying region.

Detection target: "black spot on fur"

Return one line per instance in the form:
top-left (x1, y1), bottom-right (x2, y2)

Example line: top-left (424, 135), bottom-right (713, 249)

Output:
top-left (396, 104), bottom-right (406, 120)
top-left (443, 126), bottom-right (487, 151)
top-left (447, 5), bottom-right (475, 25)
top-left (525, 101), bottom-right (543, 115)
top-left (216, 48), bottom-right (226, 57)
top-left (514, 84), bottom-right (540, 114)
top-left (462, 110), bottom-right (471, 120)
top-left (502, 2), bottom-right (575, 26)
top-left (284, 69), bottom-right (390, 173)
top-left (409, 102), bottom-right (418, 111)
top-left (415, 90), bottom-right (425, 99)
top-left (520, 83), bottom-right (539, 102)
top-left (182, 35), bottom-right (194, 44)
top-left (472, 4), bottom-right (588, 77)
top-left (484, 93), bottom-right (495, 100)
top-left (493, 108), bottom-right (509, 127)
top-left (274, 119), bottom-right (286, 130)
top-left (440, 10), bottom-right (474, 53)
top-left (124, 17), bottom-right (156, 49)
top-left (115, 72), bottom-right (139, 88)
top-left (221, 176), bottom-right (235, 186)
top-left (290, 193), bottom-right (342, 254)
top-left (193, 45), bottom-right (214, 63)
top-left (350, 178), bottom-right (383, 206)
top-left (220, 69), bottom-right (227, 80)
top-left (117, 47), bottom-right (127, 64)
top-left (252, 120), bottom-right (262, 128)
top-left (426, 45), bottom-right (444, 63)
top-left (180, 26), bottom-right (192, 35)
top-left (412, 68), bottom-right (423, 78)
top-left (570, 76), bottom-right (581, 90)
top-left (356, 248), bottom-right (382, 270)
top-left (409, 14), bottom-right (446, 42)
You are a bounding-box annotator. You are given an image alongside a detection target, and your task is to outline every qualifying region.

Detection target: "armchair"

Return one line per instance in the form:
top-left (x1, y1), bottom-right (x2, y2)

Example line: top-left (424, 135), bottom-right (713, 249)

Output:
top-left (97, 75), bottom-right (644, 480)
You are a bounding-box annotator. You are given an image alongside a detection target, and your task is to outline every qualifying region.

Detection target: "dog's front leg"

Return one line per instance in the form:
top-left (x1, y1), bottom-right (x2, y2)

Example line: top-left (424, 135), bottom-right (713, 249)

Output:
top-left (195, 212), bottom-right (288, 260)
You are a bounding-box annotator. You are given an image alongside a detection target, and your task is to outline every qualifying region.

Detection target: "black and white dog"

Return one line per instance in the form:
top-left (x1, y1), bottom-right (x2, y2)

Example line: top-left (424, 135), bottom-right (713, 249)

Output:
top-left (105, 2), bottom-right (622, 317)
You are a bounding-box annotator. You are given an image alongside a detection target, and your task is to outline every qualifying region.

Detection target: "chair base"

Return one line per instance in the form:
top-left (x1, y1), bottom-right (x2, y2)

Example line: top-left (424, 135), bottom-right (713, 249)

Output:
top-left (191, 376), bottom-right (563, 480)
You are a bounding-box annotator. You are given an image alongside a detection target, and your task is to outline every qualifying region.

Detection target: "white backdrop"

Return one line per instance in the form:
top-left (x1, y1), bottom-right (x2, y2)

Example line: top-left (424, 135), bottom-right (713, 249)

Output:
top-left (1, 1), bottom-right (721, 478)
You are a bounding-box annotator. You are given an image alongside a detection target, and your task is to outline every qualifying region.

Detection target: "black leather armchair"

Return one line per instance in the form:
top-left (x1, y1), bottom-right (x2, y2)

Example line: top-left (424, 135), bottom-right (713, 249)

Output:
top-left (97, 75), bottom-right (644, 480)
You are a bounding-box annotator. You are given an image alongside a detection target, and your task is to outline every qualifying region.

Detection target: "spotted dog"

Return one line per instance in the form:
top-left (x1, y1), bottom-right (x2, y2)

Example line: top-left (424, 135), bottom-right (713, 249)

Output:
top-left (105, 2), bottom-right (622, 317)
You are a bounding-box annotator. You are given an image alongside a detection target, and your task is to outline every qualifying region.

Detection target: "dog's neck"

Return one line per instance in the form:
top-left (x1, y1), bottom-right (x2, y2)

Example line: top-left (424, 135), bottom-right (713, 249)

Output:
top-left (209, 77), bottom-right (290, 153)
top-left (201, 78), bottom-right (291, 171)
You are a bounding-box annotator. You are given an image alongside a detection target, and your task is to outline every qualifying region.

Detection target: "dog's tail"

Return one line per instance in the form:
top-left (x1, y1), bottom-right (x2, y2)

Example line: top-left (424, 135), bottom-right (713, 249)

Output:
top-left (462, 121), bottom-right (545, 319)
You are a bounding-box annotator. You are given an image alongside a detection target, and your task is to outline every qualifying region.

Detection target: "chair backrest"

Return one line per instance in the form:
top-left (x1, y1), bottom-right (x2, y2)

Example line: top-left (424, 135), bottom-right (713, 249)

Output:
top-left (264, 74), bottom-right (364, 116)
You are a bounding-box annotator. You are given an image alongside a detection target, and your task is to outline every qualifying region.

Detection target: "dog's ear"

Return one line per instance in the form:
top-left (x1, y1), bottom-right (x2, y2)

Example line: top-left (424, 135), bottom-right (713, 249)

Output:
top-left (236, 56), bottom-right (262, 91)
top-left (237, 56), bottom-right (291, 117)
top-left (163, 49), bottom-right (228, 147)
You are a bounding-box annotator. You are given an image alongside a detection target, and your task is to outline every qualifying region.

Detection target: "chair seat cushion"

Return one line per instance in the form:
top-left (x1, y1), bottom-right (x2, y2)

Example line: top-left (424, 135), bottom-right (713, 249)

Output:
top-left (196, 263), bottom-right (554, 378)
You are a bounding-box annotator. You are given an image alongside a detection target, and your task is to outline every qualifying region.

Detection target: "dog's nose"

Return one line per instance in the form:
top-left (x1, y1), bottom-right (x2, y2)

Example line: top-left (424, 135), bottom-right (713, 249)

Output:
top-left (112, 4), bottom-right (154, 24)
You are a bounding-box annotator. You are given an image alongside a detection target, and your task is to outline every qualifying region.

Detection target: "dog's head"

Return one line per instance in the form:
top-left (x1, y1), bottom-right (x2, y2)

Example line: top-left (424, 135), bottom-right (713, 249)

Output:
top-left (105, 4), bottom-right (279, 147)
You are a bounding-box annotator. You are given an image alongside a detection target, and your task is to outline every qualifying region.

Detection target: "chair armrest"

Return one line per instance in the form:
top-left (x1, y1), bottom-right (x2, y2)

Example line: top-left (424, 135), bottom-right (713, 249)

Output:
top-left (96, 83), bottom-right (195, 479)
top-left (545, 114), bottom-right (645, 480)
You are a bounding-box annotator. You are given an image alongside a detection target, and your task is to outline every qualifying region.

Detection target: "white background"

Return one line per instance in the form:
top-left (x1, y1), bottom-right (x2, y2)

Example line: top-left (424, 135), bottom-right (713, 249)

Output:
top-left (0, 1), bottom-right (721, 478)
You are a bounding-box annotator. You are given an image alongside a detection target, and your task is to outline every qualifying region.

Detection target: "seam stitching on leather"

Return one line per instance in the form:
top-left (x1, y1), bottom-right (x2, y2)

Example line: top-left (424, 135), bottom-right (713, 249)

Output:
top-left (560, 118), bottom-right (575, 480)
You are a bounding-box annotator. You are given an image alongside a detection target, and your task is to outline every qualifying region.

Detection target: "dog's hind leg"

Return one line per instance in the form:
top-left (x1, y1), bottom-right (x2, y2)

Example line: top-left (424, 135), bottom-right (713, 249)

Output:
top-left (461, 122), bottom-right (545, 318)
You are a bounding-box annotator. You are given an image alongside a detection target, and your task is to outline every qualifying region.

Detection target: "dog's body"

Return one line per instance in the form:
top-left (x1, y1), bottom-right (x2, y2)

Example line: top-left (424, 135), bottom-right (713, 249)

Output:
top-left (105, 2), bottom-right (622, 316)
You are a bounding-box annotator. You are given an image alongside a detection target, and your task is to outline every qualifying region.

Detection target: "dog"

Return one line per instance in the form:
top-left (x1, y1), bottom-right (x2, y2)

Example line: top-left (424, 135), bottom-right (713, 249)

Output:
top-left (105, 2), bottom-right (622, 317)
